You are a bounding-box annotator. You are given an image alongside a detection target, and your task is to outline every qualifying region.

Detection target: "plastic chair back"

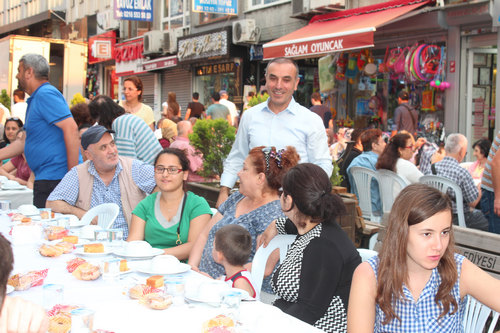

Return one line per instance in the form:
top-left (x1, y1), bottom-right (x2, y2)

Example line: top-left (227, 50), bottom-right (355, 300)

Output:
top-left (376, 169), bottom-right (410, 215)
top-left (350, 166), bottom-right (381, 223)
top-left (80, 203), bottom-right (120, 229)
top-left (420, 175), bottom-right (466, 228)
top-left (251, 235), bottom-right (295, 300)
top-left (357, 248), bottom-right (378, 262)
top-left (462, 296), bottom-right (500, 333)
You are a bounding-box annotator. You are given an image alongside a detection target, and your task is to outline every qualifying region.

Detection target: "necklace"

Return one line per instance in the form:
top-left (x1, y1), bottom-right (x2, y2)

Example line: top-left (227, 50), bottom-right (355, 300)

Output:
top-left (124, 101), bottom-right (141, 114)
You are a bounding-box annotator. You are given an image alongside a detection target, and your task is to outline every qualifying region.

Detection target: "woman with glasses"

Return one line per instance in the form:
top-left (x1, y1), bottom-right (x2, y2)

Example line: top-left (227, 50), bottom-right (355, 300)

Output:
top-left (376, 132), bottom-right (423, 184)
top-left (188, 146), bottom-right (299, 292)
top-left (127, 148), bottom-right (212, 260)
top-left (119, 76), bottom-right (155, 131)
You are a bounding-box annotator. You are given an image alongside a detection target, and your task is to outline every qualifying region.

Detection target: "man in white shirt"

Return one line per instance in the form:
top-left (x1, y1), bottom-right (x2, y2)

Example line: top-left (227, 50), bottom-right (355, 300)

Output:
top-left (216, 57), bottom-right (333, 207)
top-left (11, 89), bottom-right (27, 124)
top-left (219, 90), bottom-right (238, 127)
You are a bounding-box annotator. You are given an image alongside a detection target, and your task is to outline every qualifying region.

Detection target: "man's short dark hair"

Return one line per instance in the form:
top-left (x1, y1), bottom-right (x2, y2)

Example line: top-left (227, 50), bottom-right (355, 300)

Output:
top-left (215, 225), bottom-right (252, 266)
top-left (398, 91), bottom-right (409, 101)
top-left (311, 92), bottom-right (321, 102)
top-left (192, 92), bottom-right (199, 100)
top-left (265, 57), bottom-right (299, 79)
top-left (0, 234), bottom-right (13, 312)
top-left (211, 92), bottom-right (221, 102)
top-left (13, 89), bottom-right (25, 100)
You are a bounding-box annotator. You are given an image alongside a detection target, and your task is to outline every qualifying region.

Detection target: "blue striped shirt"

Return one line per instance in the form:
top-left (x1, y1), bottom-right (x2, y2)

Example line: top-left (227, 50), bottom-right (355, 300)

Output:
top-left (47, 159), bottom-right (156, 238)
top-left (481, 131), bottom-right (500, 192)
top-left (367, 254), bottom-right (466, 332)
top-left (112, 114), bottom-right (162, 165)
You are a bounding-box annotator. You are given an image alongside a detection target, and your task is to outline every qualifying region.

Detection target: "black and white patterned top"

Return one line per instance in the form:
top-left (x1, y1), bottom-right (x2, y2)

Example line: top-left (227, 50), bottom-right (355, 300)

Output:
top-left (272, 217), bottom-right (361, 333)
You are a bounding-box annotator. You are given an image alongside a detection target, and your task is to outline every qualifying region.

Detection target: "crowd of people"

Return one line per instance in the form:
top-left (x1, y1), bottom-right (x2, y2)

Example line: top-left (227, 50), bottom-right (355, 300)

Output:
top-left (1, 54), bottom-right (500, 333)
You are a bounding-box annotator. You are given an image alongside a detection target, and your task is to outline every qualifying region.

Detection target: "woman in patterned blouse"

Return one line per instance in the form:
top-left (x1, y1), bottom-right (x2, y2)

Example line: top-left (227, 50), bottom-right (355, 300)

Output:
top-left (347, 184), bottom-right (500, 332)
top-left (259, 163), bottom-right (361, 332)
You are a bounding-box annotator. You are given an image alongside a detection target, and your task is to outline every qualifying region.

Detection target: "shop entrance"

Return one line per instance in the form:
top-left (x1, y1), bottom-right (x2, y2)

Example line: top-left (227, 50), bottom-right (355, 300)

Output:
top-left (464, 48), bottom-right (497, 152)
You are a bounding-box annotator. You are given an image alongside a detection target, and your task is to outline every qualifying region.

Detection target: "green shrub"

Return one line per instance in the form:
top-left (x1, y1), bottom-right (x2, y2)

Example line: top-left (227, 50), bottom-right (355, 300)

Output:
top-left (248, 93), bottom-right (269, 108)
top-left (189, 119), bottom-right (236, 178)
top-left (330, 159), bottom-right (343, 187)
top-left (0, 90), bottom-right (11, 111)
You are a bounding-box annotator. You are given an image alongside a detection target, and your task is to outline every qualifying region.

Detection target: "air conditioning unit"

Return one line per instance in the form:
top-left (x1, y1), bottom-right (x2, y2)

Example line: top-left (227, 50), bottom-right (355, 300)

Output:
top-left (163, 28), bottom-right (184, 54)
top-left (232, 19), bottom-right (257, 44)
top-left (143, 30), bottom-right (164, 55)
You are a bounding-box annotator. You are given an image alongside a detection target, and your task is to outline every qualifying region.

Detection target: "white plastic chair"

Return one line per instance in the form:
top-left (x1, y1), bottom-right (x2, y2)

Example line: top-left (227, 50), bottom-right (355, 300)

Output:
top-left (80, 203), bottom-right (120, 229)
top-left (251, 235), bottom-right (295, 300)
top-left (420, 175), bottom-right (466, 228)
top-left (376, 169), bottom-right (410, 215)
top-left (462, 296), bottom-right (500, 333)
top-left (350, 166), bottom-right (381, 223)
top-left (368, 232), bottom-right (378, 251)
top-left (357, 248), bottom-right (378, 262)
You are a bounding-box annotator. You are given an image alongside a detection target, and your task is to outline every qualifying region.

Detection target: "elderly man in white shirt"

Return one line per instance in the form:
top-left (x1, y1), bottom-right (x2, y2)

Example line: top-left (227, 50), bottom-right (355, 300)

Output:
top-left (216, 57), bottom-right (333, 207)
top-left (219, 90), bottom-right (238, 126)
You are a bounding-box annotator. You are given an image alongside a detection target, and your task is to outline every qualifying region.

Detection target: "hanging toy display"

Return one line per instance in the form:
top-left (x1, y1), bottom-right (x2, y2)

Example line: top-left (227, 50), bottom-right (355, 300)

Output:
top-left (335, 53), bottom-right (347, 81)
top-left (430, 46), bottom-right (450, 90)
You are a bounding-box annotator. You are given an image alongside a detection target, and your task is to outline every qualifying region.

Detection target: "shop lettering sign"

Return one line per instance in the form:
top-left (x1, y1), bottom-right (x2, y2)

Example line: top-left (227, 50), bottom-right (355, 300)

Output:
top-left (142, 56), bottom-right (177, 71)
top-left (178, 31), bottom-right (228, 62)
top-left (115, 38), bottom-right (146, 76)
top-left (195, 62), bottom-right (235, 76)
top-left (114, 0), bottom-right (153, 22)
top-left (89, 31), bottom-right (116, 64)
top-left (192, 0), bottom-right (237, 15)
top-left (284, 39), bottom-right (343, 57)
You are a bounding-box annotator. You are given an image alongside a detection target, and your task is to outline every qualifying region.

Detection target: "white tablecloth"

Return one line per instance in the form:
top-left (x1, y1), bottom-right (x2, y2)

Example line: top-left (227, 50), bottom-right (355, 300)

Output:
top-left (0, 214), bottom-right (323, 333)
top-left (0, 187), bottom-right (33, 208)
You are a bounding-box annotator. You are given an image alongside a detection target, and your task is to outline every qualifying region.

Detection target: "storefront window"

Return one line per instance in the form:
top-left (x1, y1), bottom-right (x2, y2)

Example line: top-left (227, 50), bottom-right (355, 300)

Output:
top-left (199, 13), bottom-right (230, 24)
top-left (162, 0), bottom-right (190, 30)
top-left (249, 0), bottom-right (289, 10)
top-left (193, 62), bottom-right (239, 107)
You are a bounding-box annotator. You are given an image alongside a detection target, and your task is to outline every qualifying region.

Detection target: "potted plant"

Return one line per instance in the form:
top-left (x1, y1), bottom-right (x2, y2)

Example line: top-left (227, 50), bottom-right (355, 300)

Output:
top-left (187, 118), bottom-right (236, 207)
top-left (0, 89), bottom-right (11, 111)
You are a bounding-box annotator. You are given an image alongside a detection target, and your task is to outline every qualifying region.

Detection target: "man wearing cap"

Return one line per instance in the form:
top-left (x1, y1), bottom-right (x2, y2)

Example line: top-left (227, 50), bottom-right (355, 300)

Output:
top-left (393, 91), bottom-right (418, 134)
top-left (46, 126), bottom-right (156, 238)
top-left (219, 90), bottom-right (238, 127)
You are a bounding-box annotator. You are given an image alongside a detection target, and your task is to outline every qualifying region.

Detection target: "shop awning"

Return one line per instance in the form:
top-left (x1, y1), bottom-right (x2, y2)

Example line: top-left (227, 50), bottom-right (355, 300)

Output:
top-left (263, 0), bottom-right (431, 60)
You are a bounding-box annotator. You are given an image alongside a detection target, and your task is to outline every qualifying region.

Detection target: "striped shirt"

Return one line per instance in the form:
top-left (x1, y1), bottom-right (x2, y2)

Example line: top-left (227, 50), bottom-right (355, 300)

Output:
top-left (112, 114), bottom-right (162, 165)
top-left (367, 254), bottom-right (466, 332)
top-left (481, 131), bottom-right (500, 192)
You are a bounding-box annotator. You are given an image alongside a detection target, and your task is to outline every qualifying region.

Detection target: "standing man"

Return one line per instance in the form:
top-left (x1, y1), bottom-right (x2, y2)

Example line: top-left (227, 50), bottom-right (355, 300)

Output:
top-left (393, 91), bottom-right (418, 134)
top-left (206, 92), bottom-right (231, 125)
top-left (216, 57), bottom-right (333, 207)
top-left (481, 131), bottom-right (500, 233)
top-left (219, 90), bottom-right (238, 127)
top-left (14, 54), bottom-right (79, 207)
top-left (184, 92), bottom-right (206, 120)
top-left (11, 89), bottom-right (27, 123)
top-left (310, 92), bottom-right (331, 129)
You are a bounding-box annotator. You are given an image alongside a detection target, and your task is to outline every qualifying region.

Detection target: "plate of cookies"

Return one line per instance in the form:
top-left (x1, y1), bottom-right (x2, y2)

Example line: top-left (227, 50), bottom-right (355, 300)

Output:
top-left (74, 243), bottom-right (112, 257)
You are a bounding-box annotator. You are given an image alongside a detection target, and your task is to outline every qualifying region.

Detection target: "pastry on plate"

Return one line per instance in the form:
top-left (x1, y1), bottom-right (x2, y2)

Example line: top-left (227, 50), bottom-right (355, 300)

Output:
top-left (39, 244), bottom-right (63, 257)
top-left (55, 241), bottom-right (74, 254)
top-left (62, 235), bottom-right (78, 244)
top-left (202, 315), bottom-right (235, 333)
top-left (72, 263), bottom-right (100, 281)
top-left (48, 312), bottom-right (71, 333)
top-left (146, 275), bottom-right (164, 288)
top-left (83, 243), bottom-right (104, 253)
top-left (144, 293), bottom-right (172, 310)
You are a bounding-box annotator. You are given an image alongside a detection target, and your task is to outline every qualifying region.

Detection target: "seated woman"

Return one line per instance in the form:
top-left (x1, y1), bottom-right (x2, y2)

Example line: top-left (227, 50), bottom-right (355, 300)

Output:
top-left (468, 138), bottom-right (491, 181)
top-left (0, 129), bottom-right (33, 188)
top-left (127, 148), bottom-right (212, 260)
top-left (188, 146), bottom-right (299, 291)
top-left (347, 184), bottom-right (500, 332)
top-left (0, 117), bottom-right (23, 164)
top-left (376, 132), bottom-right (423, 184)
top-left (258, 163), bottom-right (361, 332)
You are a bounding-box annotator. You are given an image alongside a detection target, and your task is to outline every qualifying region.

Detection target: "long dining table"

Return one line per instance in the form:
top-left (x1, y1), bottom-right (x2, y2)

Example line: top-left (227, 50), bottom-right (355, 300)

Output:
top-left (0, 213), bottom-right (323, 332)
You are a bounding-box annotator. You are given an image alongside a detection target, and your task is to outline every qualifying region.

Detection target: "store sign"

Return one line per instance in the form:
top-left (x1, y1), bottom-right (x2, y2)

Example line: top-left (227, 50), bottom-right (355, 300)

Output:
top-left (115, 38), bottom-right (146, 76)
top-left (178, 30), bottom-right (228, 63)
top-left (89, 31), bottom-right (116, 64)
top-left (195, 62), bottom-right (236, 76)
top-left (192, 0), bottom-right (237, 15)
top-left (114, 0), bottom-right (153, 21)
top-left (142, 56), bottom-right (177, 71)
top-left (249, 45), bottom-right (263, 61)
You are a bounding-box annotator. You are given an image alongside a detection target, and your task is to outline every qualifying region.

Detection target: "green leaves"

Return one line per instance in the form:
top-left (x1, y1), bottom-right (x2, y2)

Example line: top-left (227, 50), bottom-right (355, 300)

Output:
top-left (189, 119), bottom-right (236, 178)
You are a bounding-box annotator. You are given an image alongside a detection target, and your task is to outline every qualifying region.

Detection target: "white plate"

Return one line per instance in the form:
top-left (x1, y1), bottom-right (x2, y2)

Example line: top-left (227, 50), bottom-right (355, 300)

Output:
top-left (134, 262), bottom-right (191, 275)
top-left (113, 248), bottom-right (164, 260)
top-left (186, 288), bottom-right (251, 304)
top-left (69, 221), bottom-right (87, 228)
top-left (74, 246), bottom-right (112, 257)
top-left (6, 285), bottom-right (14, 294)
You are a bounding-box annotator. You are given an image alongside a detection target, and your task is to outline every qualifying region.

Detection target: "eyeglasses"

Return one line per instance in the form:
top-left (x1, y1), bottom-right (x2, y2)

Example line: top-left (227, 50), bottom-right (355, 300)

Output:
top-left (154, 166), bottom-right (183, 175)
top-left (7, 117), bottom-right (20, 121)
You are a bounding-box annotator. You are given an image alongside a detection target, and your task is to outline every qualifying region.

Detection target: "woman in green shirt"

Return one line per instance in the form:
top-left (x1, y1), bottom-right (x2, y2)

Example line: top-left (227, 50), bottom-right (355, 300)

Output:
top-left (128, 148), bottom-right (212, 260)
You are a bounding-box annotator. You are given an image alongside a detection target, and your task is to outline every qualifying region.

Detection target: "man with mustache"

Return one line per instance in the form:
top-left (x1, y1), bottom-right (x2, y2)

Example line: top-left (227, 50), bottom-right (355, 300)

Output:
top-left (216, 57), bottom-right (332, 207)
top-left (46, 126), bottom-right (156, 238)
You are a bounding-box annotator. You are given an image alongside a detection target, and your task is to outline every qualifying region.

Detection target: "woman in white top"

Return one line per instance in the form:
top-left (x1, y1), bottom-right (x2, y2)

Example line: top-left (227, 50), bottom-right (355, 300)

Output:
top-left (376, 133), bottom-right (423, 184)
top-left (119, 76), bottom-right (155, 131)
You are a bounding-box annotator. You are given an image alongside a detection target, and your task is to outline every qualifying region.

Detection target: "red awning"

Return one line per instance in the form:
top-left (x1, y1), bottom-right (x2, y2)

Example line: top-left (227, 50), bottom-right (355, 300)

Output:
top-left (263, 0), bottom-right (431, 60)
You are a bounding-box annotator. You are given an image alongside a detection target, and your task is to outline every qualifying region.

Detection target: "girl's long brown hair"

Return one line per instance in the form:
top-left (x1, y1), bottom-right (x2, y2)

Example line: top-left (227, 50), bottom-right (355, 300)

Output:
top-left (376, 184), bottom-right (458, 324)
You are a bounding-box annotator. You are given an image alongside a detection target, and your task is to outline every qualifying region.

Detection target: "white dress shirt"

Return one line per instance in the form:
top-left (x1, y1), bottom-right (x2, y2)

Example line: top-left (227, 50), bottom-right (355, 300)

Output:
top-left (220, 97), bottom-right (333, 188)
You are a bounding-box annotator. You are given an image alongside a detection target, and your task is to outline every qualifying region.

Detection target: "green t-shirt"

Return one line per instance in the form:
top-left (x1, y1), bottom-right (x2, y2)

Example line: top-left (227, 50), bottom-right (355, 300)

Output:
top-left (132, 191), bottom-right (212, 249)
